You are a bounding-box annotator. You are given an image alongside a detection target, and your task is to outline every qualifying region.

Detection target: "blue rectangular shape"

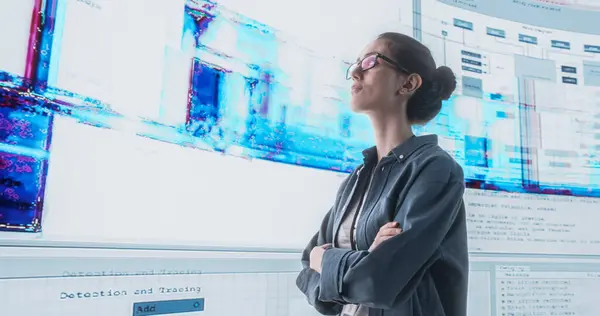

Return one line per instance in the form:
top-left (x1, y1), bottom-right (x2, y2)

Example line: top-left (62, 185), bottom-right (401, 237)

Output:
top-left (133, 298), bottom-right (205, 316)
top-left (508, 158), bottom-right (527, 165)
top-left (551, 40), bottom-right (571, 50)
top-left (486, 27), bottom-right (506, 38)
top-left (490, 93), bottom-right (503, 101)
top-left (514, 55), bottom-right (557, 81)
top-left (464, 136), bottom-right (490, 167)
top-left (562, 77), bottom-right (577, 84)
top-left (462, 66), bottom-right (483, 74)
top-left (0, 88), bottom-right (53, 233)
top-left (462, 76), bottom-right (483, 99)
top-left (453, 18), bottom-right (473, 30)
top-left (496, 111), bottom-right (515, 119)
top-left (461, 50), bottom-right (481, 59)
top-left (462, 58), bottom-right (482, 67)
top-left (561, 66), bottom-right (577, 74)
top-left (187, 59), bottom-right (224, 137)
top-left (583, 60), bottom-right (600, 86)
top-left (584, 45), bottom-right (600, 53)
top-left (519, 34), bottom-right (538, 44)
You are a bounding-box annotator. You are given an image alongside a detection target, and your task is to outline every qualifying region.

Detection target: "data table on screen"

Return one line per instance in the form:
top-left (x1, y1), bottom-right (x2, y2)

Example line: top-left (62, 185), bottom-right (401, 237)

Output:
top-left (416, 0), bottom-right (600, 196)
top-left (495, 267), bottom-right (600, 315)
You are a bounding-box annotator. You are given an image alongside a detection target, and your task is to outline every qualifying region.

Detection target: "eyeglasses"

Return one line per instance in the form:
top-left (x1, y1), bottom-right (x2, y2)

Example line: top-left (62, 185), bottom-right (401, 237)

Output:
top-left (345, 53), bottom-right (409, 80)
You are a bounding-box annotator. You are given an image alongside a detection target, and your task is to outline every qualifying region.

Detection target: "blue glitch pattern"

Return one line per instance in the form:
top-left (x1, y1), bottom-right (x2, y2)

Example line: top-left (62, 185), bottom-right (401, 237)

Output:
top-left (0, 0), bottom-right (599, 232)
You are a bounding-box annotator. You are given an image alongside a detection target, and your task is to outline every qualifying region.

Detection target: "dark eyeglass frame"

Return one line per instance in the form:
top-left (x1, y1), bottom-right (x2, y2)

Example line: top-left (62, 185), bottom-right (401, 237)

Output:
top-left (345, 53), bottom-right (410, 80)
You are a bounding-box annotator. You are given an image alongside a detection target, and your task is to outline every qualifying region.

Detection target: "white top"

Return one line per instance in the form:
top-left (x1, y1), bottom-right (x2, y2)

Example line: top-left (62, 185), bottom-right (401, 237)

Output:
top-left (335, 167), bottom-right (375, 316)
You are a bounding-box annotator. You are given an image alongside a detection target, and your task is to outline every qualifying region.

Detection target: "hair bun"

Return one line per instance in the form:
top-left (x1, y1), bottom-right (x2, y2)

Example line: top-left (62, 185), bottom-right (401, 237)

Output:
top-left (432, 66), bottom-right (457, 101)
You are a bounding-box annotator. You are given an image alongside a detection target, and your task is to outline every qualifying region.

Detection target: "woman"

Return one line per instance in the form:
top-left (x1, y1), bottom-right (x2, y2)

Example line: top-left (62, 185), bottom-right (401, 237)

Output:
top-left (296, 32), bottom-right (468, 316)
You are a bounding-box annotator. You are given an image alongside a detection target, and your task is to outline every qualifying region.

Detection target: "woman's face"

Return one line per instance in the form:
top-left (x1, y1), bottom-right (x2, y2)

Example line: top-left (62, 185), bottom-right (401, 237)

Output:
top-left (349, 39), bottom-right (405, 113)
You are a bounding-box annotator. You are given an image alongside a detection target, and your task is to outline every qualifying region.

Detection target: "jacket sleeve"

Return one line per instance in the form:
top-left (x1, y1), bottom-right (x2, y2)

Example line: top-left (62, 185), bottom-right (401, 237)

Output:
top-left (317, 157), bottom-right (465, 309)
top-left (296, 207), bottom-right (343, 315)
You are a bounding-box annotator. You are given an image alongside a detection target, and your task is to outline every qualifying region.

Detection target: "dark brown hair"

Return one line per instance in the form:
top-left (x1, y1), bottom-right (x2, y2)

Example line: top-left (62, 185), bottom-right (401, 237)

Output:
top-left (377, 32), bottom-right (457, 124)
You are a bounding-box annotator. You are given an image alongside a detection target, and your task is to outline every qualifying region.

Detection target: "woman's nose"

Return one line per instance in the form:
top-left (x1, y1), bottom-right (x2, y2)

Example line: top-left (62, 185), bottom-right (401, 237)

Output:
top-left (350, 65), bottom-right (362, 81)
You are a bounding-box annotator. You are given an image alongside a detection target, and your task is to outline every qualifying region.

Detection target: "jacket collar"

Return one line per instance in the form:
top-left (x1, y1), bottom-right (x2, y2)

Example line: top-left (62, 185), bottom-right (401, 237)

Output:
top-left (362, 134), bottom-right (438, 164)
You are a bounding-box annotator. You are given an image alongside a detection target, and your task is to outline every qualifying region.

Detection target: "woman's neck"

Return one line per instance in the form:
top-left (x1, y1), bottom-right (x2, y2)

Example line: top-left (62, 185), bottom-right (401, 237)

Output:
top-left (369, 110), bottom-right (414, 161)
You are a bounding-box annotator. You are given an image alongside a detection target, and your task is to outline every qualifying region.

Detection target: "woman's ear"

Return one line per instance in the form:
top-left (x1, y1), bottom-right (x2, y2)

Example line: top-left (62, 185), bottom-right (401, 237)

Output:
top-left (404, 74), bottom-right (422, 93)
top-left (398, 74), bottom-right (422, 97)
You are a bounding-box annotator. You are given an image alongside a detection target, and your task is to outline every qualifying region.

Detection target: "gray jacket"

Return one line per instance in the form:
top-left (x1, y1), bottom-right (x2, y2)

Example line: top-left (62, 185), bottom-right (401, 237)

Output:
top-left (296, 135), bottom-right (469, 316)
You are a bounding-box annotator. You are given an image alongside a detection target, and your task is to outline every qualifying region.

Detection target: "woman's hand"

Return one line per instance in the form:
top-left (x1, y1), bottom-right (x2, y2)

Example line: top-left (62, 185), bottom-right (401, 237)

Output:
top-left (309, 244), bottom-right (331, 273)
top-left (369, 222), bottom-right (402, 252)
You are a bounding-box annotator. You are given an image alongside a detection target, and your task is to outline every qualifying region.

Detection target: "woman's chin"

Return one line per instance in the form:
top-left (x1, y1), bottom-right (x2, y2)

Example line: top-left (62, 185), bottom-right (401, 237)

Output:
top-left (350, 100), bottom-right (370, 113)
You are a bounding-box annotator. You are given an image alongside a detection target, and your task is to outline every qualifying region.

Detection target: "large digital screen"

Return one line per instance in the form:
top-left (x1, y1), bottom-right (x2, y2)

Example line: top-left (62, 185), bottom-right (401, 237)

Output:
top-left (414, 0), bottom-right (600, 258)
top-left (1, 0), bottom-right (599, 315)
top-left (0, 0), bottom-right (412, 247)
